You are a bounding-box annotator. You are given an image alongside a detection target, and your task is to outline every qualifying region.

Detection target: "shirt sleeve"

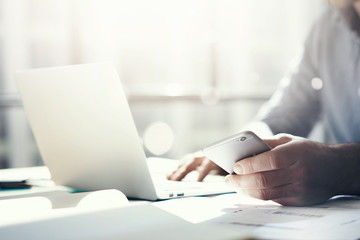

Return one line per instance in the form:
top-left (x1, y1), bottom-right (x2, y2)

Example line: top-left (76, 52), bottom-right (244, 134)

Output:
top-left (256, 20), bottom-right (322, 137)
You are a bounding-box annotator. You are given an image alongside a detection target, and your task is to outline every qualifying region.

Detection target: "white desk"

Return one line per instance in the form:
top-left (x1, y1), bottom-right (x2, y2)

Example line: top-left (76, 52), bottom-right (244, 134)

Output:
top-left (1, 167), bottom-right (360, 240)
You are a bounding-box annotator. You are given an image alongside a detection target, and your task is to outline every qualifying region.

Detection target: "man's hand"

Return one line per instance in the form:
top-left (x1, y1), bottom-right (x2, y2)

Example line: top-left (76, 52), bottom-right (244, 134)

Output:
top-left (167, 153), bottom-right (227, 182)
top-left (225, 134), bottom-right (360, 206)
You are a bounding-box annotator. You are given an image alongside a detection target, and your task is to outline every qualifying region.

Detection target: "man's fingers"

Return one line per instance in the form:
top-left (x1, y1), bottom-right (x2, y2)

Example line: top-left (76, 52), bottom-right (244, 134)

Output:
top-left (167, 163), bottom-right (196, 181)
top-left (167, 168), bottom-right (187, 181)
top-left (233, 134), bottom-right (296, 175)
top-left (225, 169), bottom-right (295, 189)
top-left (272, 197), bottom-right (306, 207)
top-left (196, 159), bottom-right (215, 181)
top-left (225, 175), bottom-right (295, 200)
top-left (263, 134), bottom-right (293, 148)
top-left (233, 146), bottom-right (297, 174)
top-left (167, 155), bottom-right (206, 181)
top-left (243, 184), bottom-right (295, 201)
top-left (197, 167), bottom-right (212, 182)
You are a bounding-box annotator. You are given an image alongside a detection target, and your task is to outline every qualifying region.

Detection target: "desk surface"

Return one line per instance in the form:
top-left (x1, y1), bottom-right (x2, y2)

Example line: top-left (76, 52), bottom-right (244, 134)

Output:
top-left (1, 167), bottom-right (360, 240)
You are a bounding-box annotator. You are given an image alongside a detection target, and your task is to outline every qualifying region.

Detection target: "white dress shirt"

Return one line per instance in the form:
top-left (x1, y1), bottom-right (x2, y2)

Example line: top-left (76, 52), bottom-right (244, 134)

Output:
top-left (257, 6), bottom-right (360, 144)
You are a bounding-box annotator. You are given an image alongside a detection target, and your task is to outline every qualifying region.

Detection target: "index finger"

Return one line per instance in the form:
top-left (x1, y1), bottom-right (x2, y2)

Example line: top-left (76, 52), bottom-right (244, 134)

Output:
top-left (167, 154), bottom-right (206, 181)
top-left (233, 148), bottom-right (296, 174)
top-left (263, 134), bottom-right (293, 148)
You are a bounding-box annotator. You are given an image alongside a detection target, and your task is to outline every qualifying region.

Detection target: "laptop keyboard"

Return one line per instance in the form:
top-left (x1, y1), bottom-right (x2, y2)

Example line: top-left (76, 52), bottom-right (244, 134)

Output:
top-left (147, 157), bottom-right (231, 197)
top-left (151, 173), bottom-right (227, 192)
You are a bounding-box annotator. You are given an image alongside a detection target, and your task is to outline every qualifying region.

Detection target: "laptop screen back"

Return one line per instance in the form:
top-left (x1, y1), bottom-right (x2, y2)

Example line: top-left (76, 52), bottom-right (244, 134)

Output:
top-left (16, 63), bottom-right (158, 200)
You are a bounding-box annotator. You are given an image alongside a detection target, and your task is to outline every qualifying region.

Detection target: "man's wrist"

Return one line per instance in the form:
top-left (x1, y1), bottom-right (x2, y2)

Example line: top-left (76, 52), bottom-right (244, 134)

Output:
top-left (329, 143), bottom-right (360, 196)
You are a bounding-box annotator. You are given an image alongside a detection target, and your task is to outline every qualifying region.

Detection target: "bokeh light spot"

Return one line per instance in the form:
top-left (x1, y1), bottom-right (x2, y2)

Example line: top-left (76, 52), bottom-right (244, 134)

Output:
top-left (143, 121), bottom-right (174, 156)
top-left (311, 77), bottom-right (323, 90)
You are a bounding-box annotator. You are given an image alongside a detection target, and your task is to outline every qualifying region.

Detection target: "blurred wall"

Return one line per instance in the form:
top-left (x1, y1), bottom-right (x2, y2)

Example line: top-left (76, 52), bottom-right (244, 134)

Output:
top-left (0, 0), bottom-right (326, 167)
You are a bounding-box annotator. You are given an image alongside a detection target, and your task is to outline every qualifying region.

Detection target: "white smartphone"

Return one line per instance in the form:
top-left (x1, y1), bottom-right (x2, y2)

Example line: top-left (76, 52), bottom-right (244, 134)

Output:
top-left (202, 131), bottom-right (271, 174)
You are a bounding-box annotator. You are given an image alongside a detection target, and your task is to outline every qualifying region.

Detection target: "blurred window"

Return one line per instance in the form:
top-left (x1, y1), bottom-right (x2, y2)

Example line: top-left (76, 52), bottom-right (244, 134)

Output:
top-left (0, 0), bottom-right (326, 167)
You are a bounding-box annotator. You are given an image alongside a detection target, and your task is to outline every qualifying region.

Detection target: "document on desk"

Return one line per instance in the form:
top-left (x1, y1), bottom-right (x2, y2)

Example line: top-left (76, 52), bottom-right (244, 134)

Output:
top-left (0, 189), bottom-right (131, 227)
top-left (0, 188), bottom-right (246, 240)
top-left (0, 203), bottom-right (244, 240)
top-left (153, 193), bottom-right (360, 240)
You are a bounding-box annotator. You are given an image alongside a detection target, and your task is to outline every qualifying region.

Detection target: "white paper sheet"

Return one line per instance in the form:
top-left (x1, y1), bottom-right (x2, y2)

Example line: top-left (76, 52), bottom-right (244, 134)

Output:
top-left (154, 193), bottom-right (360, 239)
top-left (0, 204), bottom-right (245, 240)
top-left (0, 189), bottom-right (129, 226)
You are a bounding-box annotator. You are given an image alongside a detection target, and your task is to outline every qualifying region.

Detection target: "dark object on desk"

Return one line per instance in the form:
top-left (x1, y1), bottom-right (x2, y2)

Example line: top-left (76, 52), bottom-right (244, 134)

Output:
top-left (0, 180), bottom-right (31, 189)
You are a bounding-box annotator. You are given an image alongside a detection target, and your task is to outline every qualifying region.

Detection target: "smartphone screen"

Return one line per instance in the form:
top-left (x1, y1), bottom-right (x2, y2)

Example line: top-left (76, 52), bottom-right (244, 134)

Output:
top-left (202, 131), bottom-right (271, 173)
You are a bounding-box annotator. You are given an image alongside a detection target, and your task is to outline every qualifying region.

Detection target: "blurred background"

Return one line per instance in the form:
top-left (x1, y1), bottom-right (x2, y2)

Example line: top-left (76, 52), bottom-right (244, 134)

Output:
top-left (0, 0), bottom-right (326, 168)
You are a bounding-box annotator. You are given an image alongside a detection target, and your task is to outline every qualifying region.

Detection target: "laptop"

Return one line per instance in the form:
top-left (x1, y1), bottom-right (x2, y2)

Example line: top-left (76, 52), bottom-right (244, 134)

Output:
top-left (15, 62), bottom-right (232, 200)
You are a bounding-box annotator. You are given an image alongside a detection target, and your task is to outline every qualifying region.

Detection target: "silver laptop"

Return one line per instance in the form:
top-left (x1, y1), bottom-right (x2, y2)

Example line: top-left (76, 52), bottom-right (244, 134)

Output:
top-left (15, 62), bottom-right (232, 200)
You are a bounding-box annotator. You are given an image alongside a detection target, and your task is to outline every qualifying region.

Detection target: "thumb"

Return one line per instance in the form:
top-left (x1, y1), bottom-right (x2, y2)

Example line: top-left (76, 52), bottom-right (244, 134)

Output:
top-left (263, 134), bottom-right (294, 149)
